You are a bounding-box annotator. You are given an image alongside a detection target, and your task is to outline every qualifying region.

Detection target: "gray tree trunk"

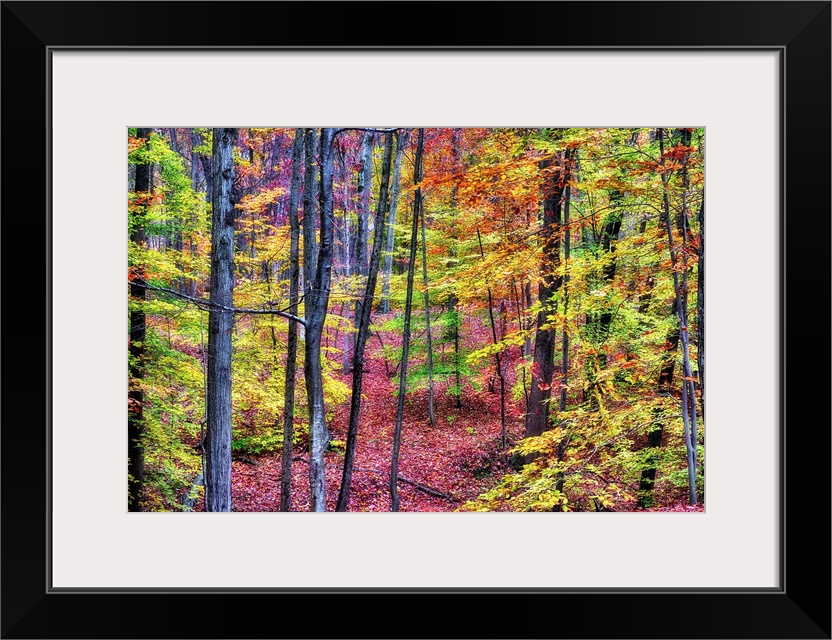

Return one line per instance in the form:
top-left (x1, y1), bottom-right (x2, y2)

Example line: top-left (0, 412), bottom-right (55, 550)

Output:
top-left (205, 127), bottom-right (238, 512)
top-left (356, 131), bottom-right (373, 277)
top-left (379, 130), bottom-right (408, 313)
top-left (302, 128), bottom-right (319, 306)
top-left (658, 128), bottom-right (698, 506)
top-left (391, 128), bottom-right (424, 512)
top-left (419, 166), bottom-right (435, 426)
top-left (280, 129), bottom-right (304, 512)
top-left (697, 197), bottom-right (705, 419)
top-left (304, 127), bottom-right (335, 511)
top-left (337, 131), bottom-right (394, 511)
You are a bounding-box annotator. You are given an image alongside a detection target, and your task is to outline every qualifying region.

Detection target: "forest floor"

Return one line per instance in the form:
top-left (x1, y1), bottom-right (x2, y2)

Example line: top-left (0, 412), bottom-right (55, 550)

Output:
top-left (192, 314), bottom-right (527, 512)
top-left (188, 313), bottom-right (703, 513)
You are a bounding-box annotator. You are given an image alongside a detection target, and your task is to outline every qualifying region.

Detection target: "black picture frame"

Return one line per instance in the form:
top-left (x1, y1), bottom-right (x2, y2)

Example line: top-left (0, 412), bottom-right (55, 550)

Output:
top-left (2, 2), bottom-right (829, 638)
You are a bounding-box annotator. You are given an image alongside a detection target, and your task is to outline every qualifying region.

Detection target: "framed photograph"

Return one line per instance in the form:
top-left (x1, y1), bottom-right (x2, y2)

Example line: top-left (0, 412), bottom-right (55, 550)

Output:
top-left (2, 1), bottom-right (828, 638)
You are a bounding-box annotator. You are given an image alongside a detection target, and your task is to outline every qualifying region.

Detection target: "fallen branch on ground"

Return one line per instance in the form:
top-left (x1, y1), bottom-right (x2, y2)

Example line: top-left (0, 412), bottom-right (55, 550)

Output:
top-left (233, 456), bottom-right (261, 467)
top-left (292, 456), bottom-right (456, 502)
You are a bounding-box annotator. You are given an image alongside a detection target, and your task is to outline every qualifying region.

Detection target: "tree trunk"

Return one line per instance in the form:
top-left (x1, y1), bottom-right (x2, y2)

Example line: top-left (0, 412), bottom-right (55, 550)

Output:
top-left (555, 154), bottom-right (573, 492)
top-left (697, 197), bottom-right (705, 419)
top-left (304, 128), bottom-right (335, 511)
top-left (525, 153), bottom-right (564, 441)
top-left (356, 131), bottom-right (373, 277)
top-left (559, 162), bottom-right (572, 415)
top-left (637, 300), bottom-right (681, 508)
top-left (302, 128), bottom-right (319, 306)
top-left (449, 128), bottom-right (463, 409)
top-left (391, 128), bottom-right (424, 512)
top-left (420, 167), bottom-right (436, 427)
top-left (205, 127), bottom-right (237, 512)
top-left (657, 128), bottom-right (698, 506)
top-left (379, 130), bottom-right (407, 313)
top-left (337, 131), bottom-right (394, 511)
top-left (128, 127), bottom-right (151, 512)
top-left (190, 130), bottom-right (201, 191)
top-left (477, 229), bottom-right (505, 449)
top-left (280, 129), bottom-right (303, 512)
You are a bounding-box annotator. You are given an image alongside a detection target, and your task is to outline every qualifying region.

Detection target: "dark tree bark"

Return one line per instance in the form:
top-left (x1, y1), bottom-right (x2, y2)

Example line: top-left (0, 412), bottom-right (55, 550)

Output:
top-left (205, 127), bottom-right (238, 512)
top-left (597, 190), bottom-right (623, 365)
top-left (379, 130), bottom-right (407, 313)
top-left (559, 155), bottom-right (573, 415)
top-left (304, 127), bottom-right (335, 511)
top-left (128, 127), bottom-right (151, 512)
top-left (302, 128), bottom-right (319, 304)
top-left (477, 229), bottom-right (505, 449)
top-left (337, 131), bottom-right (394, 511)
top-left (555, 151), bottom-right (574, 492)
top-left (280, 129), bottom-right (304, 512)
top-left (525, 152), bottom-right (564, 441)
top-left (391, 128), bottom-right (424, 512)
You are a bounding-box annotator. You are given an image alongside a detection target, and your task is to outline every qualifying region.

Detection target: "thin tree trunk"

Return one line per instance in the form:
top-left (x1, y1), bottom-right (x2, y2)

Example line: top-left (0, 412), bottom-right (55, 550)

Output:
top-left (280, 129), bottom-right (303, 512)
top-left (190, 131), bottom-right (201, 191)
top-left (356, 131), bottom-right (373, 277)
top-left (658, 127), bottom-right (698, 506)
top-left (523, 280), bottom-right (532, 357)
top-left (205, 127), bottom-right (237, 512)
top-left (380, 130), bottom-right (407, 313)
top-left (511, 280), bottom-right (530, 410)
top-left (302, 128), bottom-right (319, 308)
top-left (637, 300), bottom-right (681, 508)
top-left (304, 128), bottom-right (335, 511)
top-left (559, 165), bottom-right (572, 415)
top-left (337, 131), bottom-right (394, 511)
top-left (449, 128), bottom-right (463, 409)
top-left (697, 197), bottom-right (705, 419)
top-left (555, 155), bottom-right (573, 492)
top-left (128, 127), bottom-right (151, 512)
top-left (477, 229), bottom-right (505, 449)
top-left (391, 128), bottom-right (424, 512)
top-left (420, 171), bottom-right (435, 426)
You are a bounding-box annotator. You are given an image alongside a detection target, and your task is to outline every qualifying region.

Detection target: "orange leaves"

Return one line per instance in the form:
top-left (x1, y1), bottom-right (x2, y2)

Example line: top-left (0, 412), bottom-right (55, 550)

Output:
top-left (127, 396), bottom-right (141, 413)
top-left (128, 136), bottom-right (144, 153)
top-left (663, 144), bottom-right (697, 161)
top-left (129, 191), bottom-right (162, 209)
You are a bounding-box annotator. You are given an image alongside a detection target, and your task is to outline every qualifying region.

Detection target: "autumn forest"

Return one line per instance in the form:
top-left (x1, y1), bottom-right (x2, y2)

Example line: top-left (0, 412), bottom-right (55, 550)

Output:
top-left (128, 126), bottom-right (704, 513)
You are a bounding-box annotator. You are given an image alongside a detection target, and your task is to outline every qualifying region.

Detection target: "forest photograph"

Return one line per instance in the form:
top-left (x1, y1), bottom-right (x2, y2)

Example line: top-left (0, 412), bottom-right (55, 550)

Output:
top-left (127, 126), bottom-right (704, 513)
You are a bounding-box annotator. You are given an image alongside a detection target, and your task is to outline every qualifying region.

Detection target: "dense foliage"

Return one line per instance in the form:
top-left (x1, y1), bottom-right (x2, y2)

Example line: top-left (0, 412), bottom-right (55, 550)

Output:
top-left (128, 127), bottom-right (704, 512)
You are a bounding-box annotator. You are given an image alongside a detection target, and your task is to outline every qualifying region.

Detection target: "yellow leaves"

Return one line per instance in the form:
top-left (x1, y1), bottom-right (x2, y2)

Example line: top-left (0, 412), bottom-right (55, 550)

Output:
top-left (237, 187), bottom-right (286, 216)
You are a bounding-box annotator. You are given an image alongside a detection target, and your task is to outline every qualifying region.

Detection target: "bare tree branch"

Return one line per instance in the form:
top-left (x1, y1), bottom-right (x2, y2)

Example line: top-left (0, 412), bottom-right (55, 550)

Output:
top-left (333, 127), bottom-right (400, 137)
top-left (130, 279), bottom-right (307, 326)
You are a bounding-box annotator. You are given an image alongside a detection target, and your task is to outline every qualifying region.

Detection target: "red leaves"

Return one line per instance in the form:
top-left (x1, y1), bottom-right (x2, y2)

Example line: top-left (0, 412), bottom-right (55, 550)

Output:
top-left (190, 320), bottom-right (523, 513)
